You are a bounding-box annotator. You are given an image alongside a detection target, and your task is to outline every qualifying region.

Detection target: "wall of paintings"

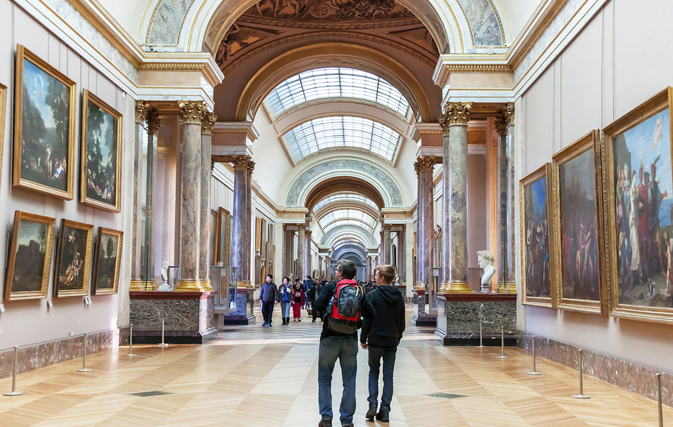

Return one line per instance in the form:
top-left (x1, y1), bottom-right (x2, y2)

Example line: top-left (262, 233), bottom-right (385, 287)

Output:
top-left (518, 0), bottom-right (673, 374)
top-left (0, 5), bottom-right (135, 349)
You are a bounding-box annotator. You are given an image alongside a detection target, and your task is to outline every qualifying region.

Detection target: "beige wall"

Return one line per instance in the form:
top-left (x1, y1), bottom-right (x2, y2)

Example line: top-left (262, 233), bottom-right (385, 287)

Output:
top-left (518, 0), bottom-right (673, 373)
top-left (0, 3), bottom-right (136, 348)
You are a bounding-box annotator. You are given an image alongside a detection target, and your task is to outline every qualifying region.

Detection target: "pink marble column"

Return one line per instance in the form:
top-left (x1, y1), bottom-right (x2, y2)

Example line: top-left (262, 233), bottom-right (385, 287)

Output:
top-left (304, 229), bottom-right (312, 278)
top-left (496, 104), bottom-right (517, 294)
top-left (199, 112), bottom-right (217, 284)
top-left (231, 156), bottom-right (255, 287)
top-left (413, 157), bottom-right (436, 324)
top-left (130, 101), bottom-right (146, 291)
top-left (297, 224), bottom-right (305, 279)
top-left (176, 102), bottom-right (211, 292)
top-left (283, 225), bottom-right (294, 277)
top-left (382, 224), bottom-right (392, 264)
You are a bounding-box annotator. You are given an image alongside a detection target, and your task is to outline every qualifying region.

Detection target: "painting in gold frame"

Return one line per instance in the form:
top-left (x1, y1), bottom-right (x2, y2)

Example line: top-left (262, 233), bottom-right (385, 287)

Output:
top-left (602, 87), bottom-right (673, 324)
top-left (211, 209), bottom-right (218, 265)
top-left (0, 83), bottom-right (6, 192)
top-left (551, 131), bottom-right (606, 314)
top-left (218, 207), bottom-right (231, 265)
top-left (4, 211), bottom-right (55, 301)
top-left (81, 90), bottom-right (123, 212)
top-left (255, 217), bottom-right (262, 253)
top-left (14, 45), bottom-right (76, 200)
top-left (53, 219), bottom-right (94, 298)
top-left (91, 227), bottom-right (123, 295)
top-left (520, 163), bottom-right (555, 308)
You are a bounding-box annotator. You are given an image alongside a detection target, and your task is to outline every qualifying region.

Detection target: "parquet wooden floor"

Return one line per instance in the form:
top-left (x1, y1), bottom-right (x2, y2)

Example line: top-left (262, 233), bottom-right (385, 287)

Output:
top-left (0, 309), bottom-right (670, 426)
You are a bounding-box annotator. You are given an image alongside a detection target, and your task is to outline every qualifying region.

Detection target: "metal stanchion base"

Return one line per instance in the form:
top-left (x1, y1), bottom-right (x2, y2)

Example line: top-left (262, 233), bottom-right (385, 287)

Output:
top-left (158, 343), bottom-right (168, 347)
top-left (527, 371), bottom-right (541, 375)
top-left (497, 355), bottom-right (509, 359)
top-left (4, 391), bottom-right (23, 396)
top-left (125, 354), bottom-right (137, 357)
top-left (476, 345), bottom-right (486, 348)
top-left (572, 394), bottom-right (591, 399)
top-left (77, 368), bottom-right (92, 373)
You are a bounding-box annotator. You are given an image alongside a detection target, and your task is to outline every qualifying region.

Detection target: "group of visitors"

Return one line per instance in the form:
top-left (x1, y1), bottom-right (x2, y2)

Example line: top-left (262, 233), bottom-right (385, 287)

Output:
top-left (259, 275), bottom-right (327, 326)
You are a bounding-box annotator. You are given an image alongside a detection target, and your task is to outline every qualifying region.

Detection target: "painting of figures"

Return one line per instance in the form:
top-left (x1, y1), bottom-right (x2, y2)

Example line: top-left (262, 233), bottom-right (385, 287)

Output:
top-left (521, 164), bottom-right (553, 306)
top-left (14, 46), bottom-right (75, 199)
top-left (81, 90), bottom-right (122, 212)
top-left (4, 211), bottom-right (55, 301)
top-left (92, 228), bottom-right (123, 295)
top-left (552, 131), bottom-right (604, 313)
top-left (54, 220), bottom-right (93, 297)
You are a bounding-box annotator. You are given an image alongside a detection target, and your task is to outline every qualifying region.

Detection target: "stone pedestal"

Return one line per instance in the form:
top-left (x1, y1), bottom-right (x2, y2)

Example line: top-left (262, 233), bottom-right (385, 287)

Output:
top-left (434, 293), bottom-right (516, 346)
top-left (223, 288), bottom-right (256, 325)
top-left (129, 292), bottom-right (217, 344)
top-left (411, 289), bottom-right (436, 327)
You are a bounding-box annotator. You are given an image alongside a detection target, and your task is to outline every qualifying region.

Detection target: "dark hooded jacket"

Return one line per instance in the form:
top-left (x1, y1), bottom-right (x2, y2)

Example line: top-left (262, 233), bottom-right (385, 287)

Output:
top-left (360, 285), bottom-right (405, 348)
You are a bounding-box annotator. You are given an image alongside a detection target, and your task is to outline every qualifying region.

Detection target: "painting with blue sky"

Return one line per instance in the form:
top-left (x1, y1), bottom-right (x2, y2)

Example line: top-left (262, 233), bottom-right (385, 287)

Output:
top-left (524, 175), bottom-right (551, 298)
top-left (612, 108), bottom-right (673, 307)
top-left (84, 96), bottom-right (118, 207)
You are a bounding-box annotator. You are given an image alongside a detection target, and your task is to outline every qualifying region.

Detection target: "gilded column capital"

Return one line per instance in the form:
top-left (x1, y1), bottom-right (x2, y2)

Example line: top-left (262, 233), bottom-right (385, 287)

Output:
top-left (201, 112), bottom-right (217, 135)
top-left (496, 102), bottom-right (515, 138)
top-left (232, 155), bottom-right (255, 174)
top-left (383, 224), bottom-right (392, 231)
top-left (135, 100), bottom-right (147, 124)
top-left (440, 102), bottom-right (473, 129)
top-left (146, 108), bottom-right (161, 134)
top-left (178, 101), bottom-right (206, 124)
top-left (414, 156), bottom-right (436, 176)
top-left (298, 224), bottom-right (306, 231)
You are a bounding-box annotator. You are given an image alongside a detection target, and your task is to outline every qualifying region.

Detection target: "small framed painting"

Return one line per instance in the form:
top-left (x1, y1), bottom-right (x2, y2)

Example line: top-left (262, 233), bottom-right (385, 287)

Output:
top-left (81, 90), bottom-right (122, 212)
top-left (4, 211), bottom-right (55, 301)
top-left (91, 227), bottom-right (123, 295)
top-left (551, 131), bottom-right (606, 314)
top-left (14, 45), bottom-right (76, 199)
top-left (602, 87), bottom-right (673, 324)
top-left (218, 207), bottom-right (231, 265)
top-left (53, 219), bottom-right (94, 298)
top-left (520, 164), bottom-right (555, 307)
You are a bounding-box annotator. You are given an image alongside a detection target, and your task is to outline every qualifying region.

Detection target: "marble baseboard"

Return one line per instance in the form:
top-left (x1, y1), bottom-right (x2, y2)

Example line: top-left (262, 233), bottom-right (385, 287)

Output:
top-left (518, 333), bottom-right (672, 407)
top-left (0, 328), bottom-right (120, 379)
top-left (436, 298), bottom-right (517, 347)
top-left (412, 314), bottom-right (436, 327)
top-left (435, 330), bottom-right (517, 346)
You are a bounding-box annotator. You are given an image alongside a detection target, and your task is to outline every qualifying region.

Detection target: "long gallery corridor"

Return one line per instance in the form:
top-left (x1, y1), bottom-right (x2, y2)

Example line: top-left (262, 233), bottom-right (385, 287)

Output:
top-left (0, 310), bottom-right (669, 427)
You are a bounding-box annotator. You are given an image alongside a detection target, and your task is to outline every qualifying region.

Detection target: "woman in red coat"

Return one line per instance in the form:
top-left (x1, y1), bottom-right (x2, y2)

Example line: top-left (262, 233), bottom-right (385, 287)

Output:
top-left (291, 280), bottom-right (306, 321)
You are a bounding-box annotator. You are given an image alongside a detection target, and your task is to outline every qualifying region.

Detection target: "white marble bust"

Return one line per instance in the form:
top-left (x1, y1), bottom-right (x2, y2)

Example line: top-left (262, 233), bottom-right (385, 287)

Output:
top-left (158, 261), bottom-right (171, 291)
top-left (477, 250), bottom-right (496, 293)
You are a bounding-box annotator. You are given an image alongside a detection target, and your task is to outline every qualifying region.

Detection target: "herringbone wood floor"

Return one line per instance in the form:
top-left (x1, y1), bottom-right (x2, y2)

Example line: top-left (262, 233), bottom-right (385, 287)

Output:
top-left (0, 309), bottom-right (670, 426)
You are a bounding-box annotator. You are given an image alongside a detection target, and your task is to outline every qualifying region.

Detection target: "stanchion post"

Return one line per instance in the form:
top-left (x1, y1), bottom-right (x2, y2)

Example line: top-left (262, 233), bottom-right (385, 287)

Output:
top-left (572, 349), bottom-right (590, 399)
top-left (77, 333), bottom-right (92, 372)
top-left (477, 319), bottom-right (485, 348)
top-left (657, 373), bottom-right (663, 427)
top-left (497, 326), bottom-right (508, 359)
top-left (4, 346), bottom-right (23, 396)
top-left (126, 324), bottom-right (136, 357)
top-left (527, 335), bottom-right (541, 375)
top-left (158, 318), bottom-right (168, 348)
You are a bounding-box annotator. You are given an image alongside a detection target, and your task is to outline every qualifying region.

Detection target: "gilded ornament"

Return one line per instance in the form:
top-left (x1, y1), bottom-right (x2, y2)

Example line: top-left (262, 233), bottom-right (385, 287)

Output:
top-left (232, 155), bottom-right (255, 173)
top-left (201, 112), bottom-right (218, 135)
top-left (135, 100), bottom-right (147, 124)
top-left (178, 101), bottom-right (206, 124)
top-left (440, 102), bottom-right (472, 128)
top-left (146, 108), bottom-right (161, 134)
top-left (414, 156), bottom-right (435, 175)
top-left (495, 103), bottom-right (514, 138)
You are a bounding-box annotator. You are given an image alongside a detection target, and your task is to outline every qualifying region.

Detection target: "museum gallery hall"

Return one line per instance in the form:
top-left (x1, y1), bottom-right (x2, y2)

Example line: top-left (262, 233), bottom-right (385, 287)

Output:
top-left (0, 0), bottom-right (672, 426)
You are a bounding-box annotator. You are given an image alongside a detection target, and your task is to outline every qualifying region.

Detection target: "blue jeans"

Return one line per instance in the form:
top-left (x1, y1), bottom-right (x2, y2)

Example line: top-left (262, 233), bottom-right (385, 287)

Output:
top-left (367, 346), bottom-right (397, 410)
top-left (281, 301), bottom-right (291, 317)
top-left (318, 336), bottom-right (358, 425)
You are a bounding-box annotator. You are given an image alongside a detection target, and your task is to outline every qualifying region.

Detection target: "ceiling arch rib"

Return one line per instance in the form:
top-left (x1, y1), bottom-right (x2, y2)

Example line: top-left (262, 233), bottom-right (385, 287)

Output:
top-left (314, 193), bottom-right (379, 212)
top-left (319, 209), bottom-right (378, 234)
top-left (307, 185), bottom-right (385, 212)
top-left (321, 225), bottom-right (378, 248)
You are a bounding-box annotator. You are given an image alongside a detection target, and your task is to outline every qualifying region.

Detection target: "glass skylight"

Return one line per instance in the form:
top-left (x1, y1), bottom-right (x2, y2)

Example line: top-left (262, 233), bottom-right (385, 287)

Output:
top-left (314, 193), bottom-right (379, 211)
top-left (323, 220), bottom-right (376, 234)
top-left (334, 239), bottom-right (367, 250)
top-left (319, 209), bottom-right (378, 235)
top-left (266, 68), bottom-right (411, 118)
top-left (283, 116), bottom-right (402, 162)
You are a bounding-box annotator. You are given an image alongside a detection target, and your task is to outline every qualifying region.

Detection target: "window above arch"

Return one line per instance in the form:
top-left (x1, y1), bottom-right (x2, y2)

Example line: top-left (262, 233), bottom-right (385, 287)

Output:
top-left (319, 209), bottom-right (378, 234)
top-left (283, 116), bottom-right (402, 163)
top-left (314, 193), bottom-right (379, 211)
top-left (265, 68), bottom-right (411, 119)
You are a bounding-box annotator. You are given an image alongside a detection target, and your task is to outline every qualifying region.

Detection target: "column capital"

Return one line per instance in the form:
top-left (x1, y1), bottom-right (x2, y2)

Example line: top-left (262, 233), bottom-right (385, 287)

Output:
top-left (232, 155), bottom-right (255, 173)
top-left (135, 100), bottom-right (147, 124)
top-left (178, 101), bottom-right (206, 124)
top-left (298, 224), bottom-right (306, 231)
top-left (146, 108), bottom-right (161, 134)
top-left (201, 112), bottom-right (217, 135)
top-left (382, 224), bottom-right (392, 231)
top-left (414, 156), bottom-right (436, 175)
top-left (496, 103), bottom-right (515, 138)
top-left (439, 102), bottom-right (473, 131)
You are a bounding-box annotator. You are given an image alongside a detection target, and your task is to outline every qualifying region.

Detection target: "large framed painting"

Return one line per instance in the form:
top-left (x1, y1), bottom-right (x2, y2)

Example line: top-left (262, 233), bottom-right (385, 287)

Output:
top-left (210, 209), bottom-right (218, 266)
top-left (551, 131), bottom-right (606, 314)
top-left (14, 45), bottom-right (76, 199)
top-left (4, 211), bottom-right (55, 301)
top-left (0, 83), bottom-right (6, 191)
top-left (218, 207), bottom-right (231, 265)
top-left (81, 90), bottom-right (122, 212)
top-left (520, 164), bottom-right (555, 307)
top-left (603, 87), bottom-right (673, 324)
top-left (91, 227), bottom-right (123, 295)
top-left (53, 219), bottom-right (94, 298)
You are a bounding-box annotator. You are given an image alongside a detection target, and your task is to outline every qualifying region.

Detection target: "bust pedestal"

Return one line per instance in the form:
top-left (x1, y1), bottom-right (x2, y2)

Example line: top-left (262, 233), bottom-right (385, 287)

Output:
top-left (222, 286), bottom-right (256, 325)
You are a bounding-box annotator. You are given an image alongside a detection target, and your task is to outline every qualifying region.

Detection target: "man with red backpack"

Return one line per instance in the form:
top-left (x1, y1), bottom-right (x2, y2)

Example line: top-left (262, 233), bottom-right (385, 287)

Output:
top-left (313, 259), bottom-right (376, 427)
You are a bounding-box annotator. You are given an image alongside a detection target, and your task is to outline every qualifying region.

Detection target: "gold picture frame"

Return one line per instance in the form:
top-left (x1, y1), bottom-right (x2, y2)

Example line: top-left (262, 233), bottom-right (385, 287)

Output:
top-left (91, 227), bottom-right (123, 295)
top-left (520, 163), bottom-right (555, 308)
top-left (53, 219), bottom-right (94, 298)
top-left (4, 211), bottom-right (55, 301)
top-left (551, 131), bottom-right (607, 314)
top-left (255, 217), bottom-right (262, 253)
top-left (14, 45), bottom-right (76, 200)
top-left (602, 87), bottom-right (673, 324)
top-left (218, 207), bottom-right (231, 265)
top-left (211, 209), bottom-right (218, 265)
top-left (81, 90), bottom-right (123, 212)
top-left (0, 83), bottom-right (6, 192)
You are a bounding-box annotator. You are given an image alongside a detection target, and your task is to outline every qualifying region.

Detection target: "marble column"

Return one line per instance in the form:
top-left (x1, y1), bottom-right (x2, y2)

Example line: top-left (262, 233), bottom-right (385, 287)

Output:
top-left (413, 157), bottom-right (436, 325)
top-left (144, 108), bottom-right (160, 289)
top-left (175, 101), bottom-right (211, 292)
top-left (231, 156), bottom-right (255, 287)
top-left (130, 101), bottom-right (147, 292)
top-left (440, 102), bottom-right (473, 294)
top-left (496, 104), bottom-right (517, 294)
top-left (297, 224), bottom-right (305, 279)
top-left (397, 227), bottom-right (406, 284)
top-left (305, 229), bottom-right (312, 278)
top-left (284, 225), bottom-right (294, 277)
top-left (382, 224), bottom-right (392, 265)
top-left (199, 112), bottom-right (217, 285)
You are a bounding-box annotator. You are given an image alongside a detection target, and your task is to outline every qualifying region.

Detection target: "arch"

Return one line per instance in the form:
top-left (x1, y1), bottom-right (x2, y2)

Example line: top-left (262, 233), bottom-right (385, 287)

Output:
top-left (286, 159), bottom-right (404, 207)
top-left (314, 201), bottom-right (381, 226)
top-left (308, 189), bottom-right (383, 212)
top-left (321, 225), bottom-right (378, 248)
top-left (236, 43), bottom-right (432, 122)
top-left (332, 244), bottom-right (367, 262)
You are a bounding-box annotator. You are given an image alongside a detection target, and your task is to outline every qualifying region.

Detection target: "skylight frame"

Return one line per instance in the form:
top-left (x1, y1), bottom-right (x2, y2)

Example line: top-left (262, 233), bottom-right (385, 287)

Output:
top-left (314, 194), bottom-right (379, 211)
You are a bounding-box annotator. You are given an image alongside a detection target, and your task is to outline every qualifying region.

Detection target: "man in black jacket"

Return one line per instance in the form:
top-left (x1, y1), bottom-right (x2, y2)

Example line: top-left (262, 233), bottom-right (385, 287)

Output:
top-left (314, 260), bottom-right (376, 427)
top-left (259, 275), bottom-right (278, 327)
top-left (360, 265), bottom-right (405, 423)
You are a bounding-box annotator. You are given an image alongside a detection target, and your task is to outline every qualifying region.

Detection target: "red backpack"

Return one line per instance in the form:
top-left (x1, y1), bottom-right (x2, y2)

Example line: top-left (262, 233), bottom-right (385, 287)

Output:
top-left (326, 279), bottom-right (364, 334)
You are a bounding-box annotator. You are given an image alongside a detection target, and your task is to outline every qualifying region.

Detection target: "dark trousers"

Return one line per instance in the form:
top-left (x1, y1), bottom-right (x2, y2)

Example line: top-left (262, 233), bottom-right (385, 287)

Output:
top-left (367, 346), bottom-right (397, 410)
top-left (262, 301), bottom-right (275, 324)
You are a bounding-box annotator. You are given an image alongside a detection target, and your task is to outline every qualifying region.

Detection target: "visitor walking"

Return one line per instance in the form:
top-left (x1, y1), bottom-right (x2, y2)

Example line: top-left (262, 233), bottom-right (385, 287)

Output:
top-left (279, 277), bottom-right (292, 325)
top-left (360, 265), bottom-right (405, 422)
top-left (259, 275), bottom-right (278, 327)
top-left (309, 280), bottom-right (326, 322)
top-left (314, 260), bottom-right (376, 427)
top-left (292, 281), bottom-right (306, 321)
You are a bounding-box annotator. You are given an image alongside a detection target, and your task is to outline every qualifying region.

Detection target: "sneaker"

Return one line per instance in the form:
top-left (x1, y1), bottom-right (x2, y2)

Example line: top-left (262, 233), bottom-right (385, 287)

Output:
top-left (262, 322), bottom-right (268, 327)
top-left (377, 408), bottom-right (390, 422)
top-left (318, 419), bottom-right (332, 427)
top-left (268, 323), bottom-right (272, 327)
